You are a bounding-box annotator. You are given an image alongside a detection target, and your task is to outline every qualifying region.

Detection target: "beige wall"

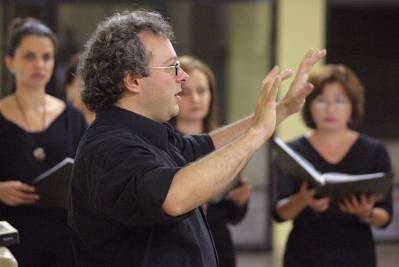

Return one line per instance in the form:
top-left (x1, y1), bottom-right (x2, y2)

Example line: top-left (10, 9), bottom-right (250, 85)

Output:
top-left (276, 0), bottom-right (326, 142)
top-left (227, 2), bottom-right (272, 187)
top-left (274, 0), bottom-right (326, 253)
top-left (227, 2), bottom-right (272, 122)
top-left (226, 0), bottom-right (326, 251)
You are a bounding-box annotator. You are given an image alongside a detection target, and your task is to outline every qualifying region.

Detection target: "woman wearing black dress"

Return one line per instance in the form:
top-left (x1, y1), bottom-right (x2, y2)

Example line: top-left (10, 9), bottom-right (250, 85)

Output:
top-left (272, 64), bottom-right (393, 267)
top-left (170, 55), bottom-right (252, 267)
top-left (0, 18), bottom-right (86, 266)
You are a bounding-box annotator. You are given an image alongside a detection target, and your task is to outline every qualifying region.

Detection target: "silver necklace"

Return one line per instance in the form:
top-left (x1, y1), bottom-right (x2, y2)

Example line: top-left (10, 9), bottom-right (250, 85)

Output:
top-left (14, 94), bottom-right (47, 161)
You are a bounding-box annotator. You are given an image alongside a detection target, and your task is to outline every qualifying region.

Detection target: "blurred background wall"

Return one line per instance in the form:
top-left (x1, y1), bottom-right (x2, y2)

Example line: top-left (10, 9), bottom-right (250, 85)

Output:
top-left (0, 0), bottom-right (398, 259)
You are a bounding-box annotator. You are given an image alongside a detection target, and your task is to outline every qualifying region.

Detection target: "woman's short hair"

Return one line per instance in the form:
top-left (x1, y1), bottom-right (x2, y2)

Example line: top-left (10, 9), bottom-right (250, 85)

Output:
top-left (302, 64), bottom-right (365, 129)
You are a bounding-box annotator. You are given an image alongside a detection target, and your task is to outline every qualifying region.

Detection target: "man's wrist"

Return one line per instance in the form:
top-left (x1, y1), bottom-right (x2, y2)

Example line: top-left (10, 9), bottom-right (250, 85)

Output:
top-left (246, 127), bottom-right (269, 149)
top-left (276, 101), bottom-right (289, 125)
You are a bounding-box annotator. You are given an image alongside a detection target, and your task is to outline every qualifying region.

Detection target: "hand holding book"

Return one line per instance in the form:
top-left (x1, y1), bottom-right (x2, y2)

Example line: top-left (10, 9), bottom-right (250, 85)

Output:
top-left (32, 158), bottom-right (74, 209)
top-left (0, 181), bottom-right (39, 206)
top-left (339, 194), bottom-right (376, 219)
top-left (273, 137), bottom-right (394, 200)
top-left (225, 176), bottom-right (252, 207)
top-left (297, 181), bottom-right (330, 212)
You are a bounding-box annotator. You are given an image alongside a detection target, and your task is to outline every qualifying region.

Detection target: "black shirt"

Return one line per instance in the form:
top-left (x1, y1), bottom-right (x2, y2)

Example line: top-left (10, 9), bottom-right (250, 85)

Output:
top-left (271, 135), bottom-right (393, 267)
top-left (69, 105), bottom-right (218, 267)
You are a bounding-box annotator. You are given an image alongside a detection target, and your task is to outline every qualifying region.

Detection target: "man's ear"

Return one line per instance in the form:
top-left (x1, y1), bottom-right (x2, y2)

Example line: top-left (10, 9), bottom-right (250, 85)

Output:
top-left (123, 72), bottom-right (142, 93)
top-left (4, 56), bottom-right (14, 74)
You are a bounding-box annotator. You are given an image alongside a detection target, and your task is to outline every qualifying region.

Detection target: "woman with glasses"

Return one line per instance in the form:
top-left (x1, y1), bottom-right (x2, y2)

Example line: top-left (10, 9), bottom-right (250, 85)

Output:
top-left (271, 64), bottom-right (393, 267)
top-left (170, 55), bottom-right (252, 267)
top-left (0, 18), bottom-right (86, 266)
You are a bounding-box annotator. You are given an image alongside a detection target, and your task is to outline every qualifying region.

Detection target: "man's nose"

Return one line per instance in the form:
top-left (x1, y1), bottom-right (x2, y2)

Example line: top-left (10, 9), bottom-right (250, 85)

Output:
top-left (177, 69), bottom-right (189, 83)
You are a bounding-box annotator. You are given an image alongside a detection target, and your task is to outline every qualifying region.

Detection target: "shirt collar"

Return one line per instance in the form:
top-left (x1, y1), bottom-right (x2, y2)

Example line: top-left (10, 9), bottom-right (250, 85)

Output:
top-left (96, 105), bottom-right (170, 151)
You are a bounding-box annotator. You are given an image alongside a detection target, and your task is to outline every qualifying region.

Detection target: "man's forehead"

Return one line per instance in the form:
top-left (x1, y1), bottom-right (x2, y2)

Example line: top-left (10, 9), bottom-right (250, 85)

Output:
top-left (137, 32), bottom-right (177, 64)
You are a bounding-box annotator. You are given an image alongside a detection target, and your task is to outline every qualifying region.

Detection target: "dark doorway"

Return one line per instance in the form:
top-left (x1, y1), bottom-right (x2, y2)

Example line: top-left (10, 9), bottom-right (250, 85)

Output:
top-left (326, 2), bottom-right (399, 139)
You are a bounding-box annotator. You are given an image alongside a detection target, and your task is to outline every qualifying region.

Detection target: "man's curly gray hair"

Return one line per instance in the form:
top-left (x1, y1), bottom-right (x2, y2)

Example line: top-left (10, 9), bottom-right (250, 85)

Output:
top-left (78, 10), bottom-right (174, 111)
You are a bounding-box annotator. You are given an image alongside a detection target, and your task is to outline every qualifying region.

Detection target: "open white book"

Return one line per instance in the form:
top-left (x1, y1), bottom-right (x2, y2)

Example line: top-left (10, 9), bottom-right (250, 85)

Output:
top-left (273, 138), bottom-right (393, 199)
top-left (32, 157), bottom-right (74, 209)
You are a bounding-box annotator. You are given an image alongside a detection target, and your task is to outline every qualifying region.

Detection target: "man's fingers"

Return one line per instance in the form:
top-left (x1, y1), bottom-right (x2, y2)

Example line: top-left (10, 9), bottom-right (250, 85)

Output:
top-left (279, 69), bottom-right (293, 81)
top-left (301, 48), bottom-right (316, 64)
top-left (310, 49), bottom-right (327, 65)
top-left (294, 80), bottom-right (313, 100)
top-left (298, 48), bottom-right (326, 75)
top-left (304, 48), bottom-right (326, 66)
top-left (262, 65), bottom-right (280, 86)
top-left (267, 76), bottom-right (281, 102)
top-left (296, 49), bottom-right (315, 74)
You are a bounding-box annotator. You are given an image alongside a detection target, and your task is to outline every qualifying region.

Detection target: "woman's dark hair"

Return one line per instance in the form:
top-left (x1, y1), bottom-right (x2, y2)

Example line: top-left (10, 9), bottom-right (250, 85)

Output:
top-left (170, 55), bottom-right (219, 132)
top-left (78, 10), bottom-right (174, 111)
top-left (6, 17), bottom-right (57, 56)
top-left (64, 53), bottom-right (80, 87)
top-left (302, 64), bottom-right (365, 129)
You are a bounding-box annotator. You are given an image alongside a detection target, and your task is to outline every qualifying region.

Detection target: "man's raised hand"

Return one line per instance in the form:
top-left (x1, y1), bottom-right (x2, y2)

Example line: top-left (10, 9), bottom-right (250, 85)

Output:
top-left (277, 49), bottom-right (327, 123)
top-left (252, 66), bottom-right (293, 142)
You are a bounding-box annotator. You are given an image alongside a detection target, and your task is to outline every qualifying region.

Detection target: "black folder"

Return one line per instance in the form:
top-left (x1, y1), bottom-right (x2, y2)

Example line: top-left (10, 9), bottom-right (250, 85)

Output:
top-left (32, 158), bottom-right (74, 209)
top-left (273, 138), bottom-right (393, 200)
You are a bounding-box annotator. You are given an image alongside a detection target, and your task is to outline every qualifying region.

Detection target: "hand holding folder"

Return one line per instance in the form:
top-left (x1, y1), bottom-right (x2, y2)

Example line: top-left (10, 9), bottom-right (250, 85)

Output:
top-left (32, 158), bottom-right (74, 209)
top-left (273, 138), bottom-right (393, 200)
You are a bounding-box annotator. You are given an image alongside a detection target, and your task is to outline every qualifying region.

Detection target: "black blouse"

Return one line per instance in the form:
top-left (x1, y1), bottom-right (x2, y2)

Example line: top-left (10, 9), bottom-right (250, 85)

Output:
top-left (0, 102), bottom-right (86, 267)
top-left (0, 103), bottom-right (87, 216)
top-left (207, 200), bottom-right (248, 267)
top-left (0, 105), bottom-right (86, 180)
top-left (271, 134), bottom-right (393, 267)
top-left (69, 105), bottom-right (218, 267)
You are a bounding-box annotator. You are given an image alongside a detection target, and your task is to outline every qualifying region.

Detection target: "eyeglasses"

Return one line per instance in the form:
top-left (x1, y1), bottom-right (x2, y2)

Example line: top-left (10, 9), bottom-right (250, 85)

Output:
top-left (149, 61), bottom-right (180, 77)
top-left (313, 97), bottom-right (350, 109)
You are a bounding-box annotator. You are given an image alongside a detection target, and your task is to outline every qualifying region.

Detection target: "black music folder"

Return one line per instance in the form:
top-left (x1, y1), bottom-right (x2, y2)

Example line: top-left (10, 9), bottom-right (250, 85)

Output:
top-left (273, 138), bottom-right (393, 200)
top-left (32, 158), bottom-right (74, 209)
